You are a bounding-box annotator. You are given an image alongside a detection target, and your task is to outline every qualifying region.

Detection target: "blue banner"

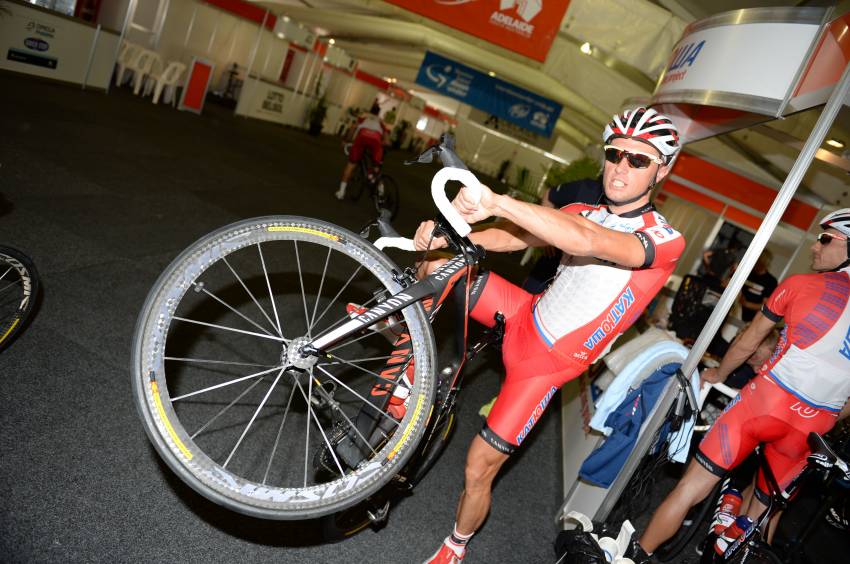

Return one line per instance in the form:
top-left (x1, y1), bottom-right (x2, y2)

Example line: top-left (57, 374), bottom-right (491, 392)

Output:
top-left (415, 51), bottom-right (561, 137)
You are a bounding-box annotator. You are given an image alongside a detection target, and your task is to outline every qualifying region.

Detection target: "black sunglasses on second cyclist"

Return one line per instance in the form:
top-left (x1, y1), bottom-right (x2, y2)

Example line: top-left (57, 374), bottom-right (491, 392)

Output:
top-left (816, 232), bottom-right (849, 245)
top-left (603, 145), bottom-right (664, 169)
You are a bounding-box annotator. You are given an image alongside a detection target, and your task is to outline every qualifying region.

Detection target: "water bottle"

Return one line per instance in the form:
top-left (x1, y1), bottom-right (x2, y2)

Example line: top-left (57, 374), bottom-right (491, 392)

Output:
top-left (711, 487), bottom-right (743, 534)
top-left (714, 514), bottom-right (753, 555)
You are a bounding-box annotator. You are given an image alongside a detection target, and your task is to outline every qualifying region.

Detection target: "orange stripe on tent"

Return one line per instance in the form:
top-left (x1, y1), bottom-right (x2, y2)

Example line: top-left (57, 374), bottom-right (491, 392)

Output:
top-left (661, 180), bottom-right (725, 213)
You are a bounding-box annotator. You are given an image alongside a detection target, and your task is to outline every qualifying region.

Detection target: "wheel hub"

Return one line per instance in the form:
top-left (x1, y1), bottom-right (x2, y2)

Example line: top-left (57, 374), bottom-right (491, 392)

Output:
top-left (282, 336), bottom-right (318, 370)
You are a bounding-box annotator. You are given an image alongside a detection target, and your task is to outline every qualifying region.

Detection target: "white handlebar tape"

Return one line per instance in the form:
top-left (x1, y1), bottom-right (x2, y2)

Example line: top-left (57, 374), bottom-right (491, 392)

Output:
top-left (430, 167), bottom-right (483, 238)
top-left (374, 236), bottom-right (416, 251)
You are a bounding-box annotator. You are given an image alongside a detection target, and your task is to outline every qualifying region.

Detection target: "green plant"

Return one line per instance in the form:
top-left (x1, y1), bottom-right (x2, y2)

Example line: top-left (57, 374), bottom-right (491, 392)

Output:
top-left (545, 157), bottom-right (599, 188)
top-left (391, 119), bottom-right (410, 149)
top-left (308, 96), bottom-right (328, 135)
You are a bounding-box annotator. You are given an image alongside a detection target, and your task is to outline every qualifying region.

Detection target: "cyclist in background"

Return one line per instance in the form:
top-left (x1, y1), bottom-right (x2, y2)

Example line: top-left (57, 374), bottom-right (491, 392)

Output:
top-left (416, 108), bottom-right (685, 564)
top-left (335, 102), bottom-right (389, 200)
top-left (636, 209), bottom-right (850, 561)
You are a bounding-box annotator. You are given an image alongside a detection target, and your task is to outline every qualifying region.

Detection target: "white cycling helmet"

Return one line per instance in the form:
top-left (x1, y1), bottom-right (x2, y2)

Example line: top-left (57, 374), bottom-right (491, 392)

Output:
top-left (603, 107), bottom-right (681, 164)
top-left (819, 208), bottom-right (850, 270)
top-left (820, 208), bottom-right (850, 237)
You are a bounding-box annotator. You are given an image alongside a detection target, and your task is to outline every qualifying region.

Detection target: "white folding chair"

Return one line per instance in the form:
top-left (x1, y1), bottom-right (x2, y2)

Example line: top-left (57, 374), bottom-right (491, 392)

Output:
top-left (130, 50), bottom-right (159, 95)
top-left (150, 61), bottom-right (187, 106)
top-left (114, 42), bottom-right (142, 87)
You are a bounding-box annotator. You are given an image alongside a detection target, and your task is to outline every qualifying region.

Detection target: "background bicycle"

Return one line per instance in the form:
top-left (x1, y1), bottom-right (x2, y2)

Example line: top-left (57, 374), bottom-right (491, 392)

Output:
top-left (342, 142), bottom-right (400, 221)
top-left (0, 245), bottom-right (40, 352)
top-left (604, 380), bottom-right (850, 564)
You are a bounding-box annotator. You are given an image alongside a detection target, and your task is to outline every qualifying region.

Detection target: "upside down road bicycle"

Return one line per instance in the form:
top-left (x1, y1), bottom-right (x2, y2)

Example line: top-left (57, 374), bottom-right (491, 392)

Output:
top-left (132, 135), bottom-right (501, 530)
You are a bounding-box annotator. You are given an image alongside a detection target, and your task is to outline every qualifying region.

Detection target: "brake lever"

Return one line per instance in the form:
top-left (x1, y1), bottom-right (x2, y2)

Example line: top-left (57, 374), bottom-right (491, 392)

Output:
top-left (404, 146), bottom-right (438, 165)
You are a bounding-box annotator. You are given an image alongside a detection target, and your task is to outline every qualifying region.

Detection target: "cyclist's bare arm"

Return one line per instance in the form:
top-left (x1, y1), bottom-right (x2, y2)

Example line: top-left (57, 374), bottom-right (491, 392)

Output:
top-left (452, 184), bottom-right (647, 268)
top-left (702, 313), bottom-right (777, 384)
top-left (414, 219), bottom-right (543, 253)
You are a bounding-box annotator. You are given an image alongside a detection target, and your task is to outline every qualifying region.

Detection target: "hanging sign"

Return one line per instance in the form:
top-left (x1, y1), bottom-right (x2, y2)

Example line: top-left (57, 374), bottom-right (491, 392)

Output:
top-left (386, 0), bottom-right (570, 62)
top-left (415, 51), bottom-right (561, 136)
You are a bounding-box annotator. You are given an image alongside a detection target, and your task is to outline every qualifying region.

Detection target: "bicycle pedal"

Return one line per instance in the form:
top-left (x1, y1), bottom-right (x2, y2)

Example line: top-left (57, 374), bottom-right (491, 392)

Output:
top-left (366, 500), bottom-right (391, 526)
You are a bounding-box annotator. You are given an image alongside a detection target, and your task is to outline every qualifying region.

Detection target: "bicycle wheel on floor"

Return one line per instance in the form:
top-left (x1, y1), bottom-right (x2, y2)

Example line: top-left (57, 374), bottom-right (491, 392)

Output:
top-left (132, 216), bottom-right (437, 520)
top-left (0, 245), bottom-right (40, 352)
top-left (373, 175), bottom-right (400, 221)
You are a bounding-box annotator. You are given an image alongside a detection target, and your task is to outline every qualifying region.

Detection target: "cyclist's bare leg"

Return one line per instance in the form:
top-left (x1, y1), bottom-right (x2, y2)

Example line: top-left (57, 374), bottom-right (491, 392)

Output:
top-left (337, 161), bottom-right (357, 199)
top-left (416, 255), bottom-right (449, 278)
top-left (455, 435), bottom-right (510, 535)
top-left (639, 459), bottom-right (721, 553)
top-left (341, 161), bottom-right (356, 183)
top-left (739, 475), bottom-right (781, 543)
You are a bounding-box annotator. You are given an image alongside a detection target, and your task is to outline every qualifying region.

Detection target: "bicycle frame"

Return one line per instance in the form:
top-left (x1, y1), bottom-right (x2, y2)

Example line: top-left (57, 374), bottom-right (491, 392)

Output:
top-left (712, 443), bottom-right (824, 562)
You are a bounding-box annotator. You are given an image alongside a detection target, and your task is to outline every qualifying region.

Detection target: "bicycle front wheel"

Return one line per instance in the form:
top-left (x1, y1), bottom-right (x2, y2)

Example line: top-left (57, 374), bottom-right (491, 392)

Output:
top-left (132, 216), bottom-right (437, 520)
top-left (373, 175), bottom-right (400, 221)
top-left (0, 245), bottom-right (40, 352)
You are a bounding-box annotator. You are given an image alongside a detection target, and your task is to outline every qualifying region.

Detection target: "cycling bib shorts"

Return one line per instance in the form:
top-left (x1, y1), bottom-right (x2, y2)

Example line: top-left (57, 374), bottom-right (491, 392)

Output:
top-left (349, 131), bottom-right (383, 165)
top-left (696, 375), bottom-right (837, 499)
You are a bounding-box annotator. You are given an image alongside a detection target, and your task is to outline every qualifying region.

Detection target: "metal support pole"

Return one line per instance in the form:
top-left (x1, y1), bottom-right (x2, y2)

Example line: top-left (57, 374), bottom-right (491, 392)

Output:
top-left (153, 0), bottom-right (171, 51)
top-left (107, 0), bottom-right (137, 95)
top-left (183, 4), bottom-right (197, 48)
top-left (242, 9), bottom-right (269, 116)
top-left (82, 24), bottom-right (101, 90)
top-left (779, 206), bottom-right (824, 280)
top-left (594, 57), bottom-right (850, 522)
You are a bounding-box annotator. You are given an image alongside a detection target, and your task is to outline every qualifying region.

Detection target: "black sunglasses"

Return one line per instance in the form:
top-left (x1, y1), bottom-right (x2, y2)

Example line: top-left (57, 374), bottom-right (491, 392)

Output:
top-left (603, 145), bottom-right (664, 169)
top-left (816, 232), bottom-right (848, 245)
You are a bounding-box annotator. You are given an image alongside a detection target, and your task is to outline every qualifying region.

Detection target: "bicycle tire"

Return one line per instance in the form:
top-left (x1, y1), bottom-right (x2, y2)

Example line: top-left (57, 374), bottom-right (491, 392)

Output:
top-left (373, 174), bottom-right (400, 221)
top-left (132, 216), bottom-right (437, 520)
top-left (0, 245), bottom-right (40, 352)
top-left (408, 375), bottom-right (457, 486)
top-left (655, 479), bottom-right (722, 562)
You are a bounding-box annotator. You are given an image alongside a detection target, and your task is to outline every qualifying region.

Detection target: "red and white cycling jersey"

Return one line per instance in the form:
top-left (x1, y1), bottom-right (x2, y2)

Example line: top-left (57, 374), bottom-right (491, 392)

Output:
top-left (532, 201), bottom-right (685, 365)
top-left (354, 114), bottom-right (386, 140)
top-left (761, 267), bottom-right (850, 412)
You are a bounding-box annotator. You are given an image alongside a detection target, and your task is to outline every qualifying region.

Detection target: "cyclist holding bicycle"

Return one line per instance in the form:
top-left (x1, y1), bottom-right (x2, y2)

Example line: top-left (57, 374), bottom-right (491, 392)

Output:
top-left (416, 108), bottom-right (686, 563)
top-left (335, 103), bottom-right (389, 200)
top-left (636, 209), bottom-right (850, 562)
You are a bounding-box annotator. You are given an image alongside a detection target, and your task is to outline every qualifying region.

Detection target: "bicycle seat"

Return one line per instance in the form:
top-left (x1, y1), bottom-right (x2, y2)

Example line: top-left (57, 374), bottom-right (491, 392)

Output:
top-left (807, 432), bottom-right (839, 468)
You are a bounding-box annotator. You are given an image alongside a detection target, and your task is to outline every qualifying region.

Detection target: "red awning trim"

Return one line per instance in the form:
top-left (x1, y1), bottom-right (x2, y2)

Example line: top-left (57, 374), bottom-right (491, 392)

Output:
top-left (672, 153), bottom-right (818, 231)
top-left (203, 0), bottom-right (276, 30)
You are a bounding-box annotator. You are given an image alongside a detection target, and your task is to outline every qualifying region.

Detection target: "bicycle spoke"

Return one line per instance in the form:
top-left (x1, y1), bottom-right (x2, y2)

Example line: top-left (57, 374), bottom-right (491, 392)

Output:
top-left (326, 325), bottom-right (397, 353)
top-left (257, 243), bottom-right (283, 336)
top-left (165, 357), bottom-right (278, 369)
top-left (316, 365), bottom-right (401, 429)
top-left (0, 278), bottom-right (22, 295)
top-left (308, 247), bottom-right (332, 333)
top-left (309, 370), bottom-right (381, 460)
top-left (189, 377), bottom-right (266, 440)
top-left (317, 354), bottom-right (392, 367)
top-left (172, 316), bottom-right (285, 342)
top-left (262, 384), bottom-right (297, 485)
top-left (290, 376), bottom-right (346, 481)
top-left (310, 264), bottom-right (363, 331)
top-left (302, 370), bottom-right (313, 486)
top-left (324, 352), bottom-right (412, 391)
top-left (191, 281), bottom-right (277, 338)
top-left (293, 241), bottom-right (312, 337)
top-left (171, 365), bottom-right (283, 401)
top-left (223, 367), bottom-right (286, 468)
top-left (222, 256), bottom-right (280, 336)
